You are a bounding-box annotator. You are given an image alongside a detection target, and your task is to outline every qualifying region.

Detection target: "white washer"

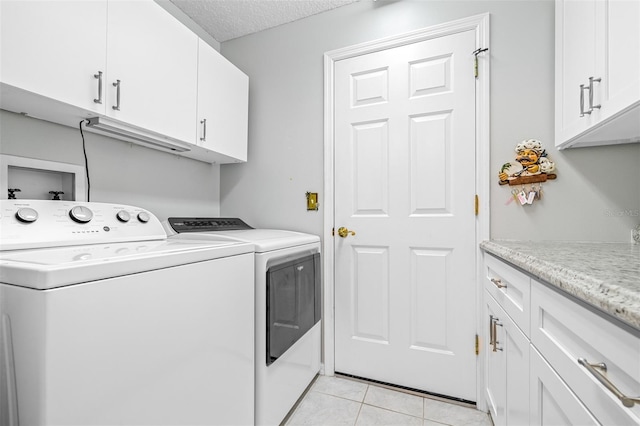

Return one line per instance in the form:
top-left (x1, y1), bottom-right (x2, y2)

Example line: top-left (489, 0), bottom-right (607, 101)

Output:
top-left (165, 218), bottom-right (322, 426)
top-left (0, 201), bottom-right (255, 426)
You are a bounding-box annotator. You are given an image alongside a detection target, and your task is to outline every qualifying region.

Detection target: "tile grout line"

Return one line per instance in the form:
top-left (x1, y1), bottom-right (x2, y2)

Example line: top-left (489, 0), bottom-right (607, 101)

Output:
top-left (353, 384), bottom-right (368, 425)
top-left (314, 377), bottom-right (431, 421)
top-left (290, 375), bottom-right (488, 425)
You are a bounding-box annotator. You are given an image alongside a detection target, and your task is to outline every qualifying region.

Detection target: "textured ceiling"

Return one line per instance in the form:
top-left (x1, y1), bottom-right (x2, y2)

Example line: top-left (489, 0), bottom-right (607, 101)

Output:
top-left (169, 0), bottom-right (357, 42)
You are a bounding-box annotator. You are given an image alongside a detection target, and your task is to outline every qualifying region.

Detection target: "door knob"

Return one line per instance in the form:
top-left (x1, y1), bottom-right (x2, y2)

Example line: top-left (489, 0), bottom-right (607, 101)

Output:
top-left (337, 227), bottom-right (356, 238)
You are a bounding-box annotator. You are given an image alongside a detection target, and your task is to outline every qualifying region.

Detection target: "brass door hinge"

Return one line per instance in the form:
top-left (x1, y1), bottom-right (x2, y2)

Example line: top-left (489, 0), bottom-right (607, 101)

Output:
top-left (475, 334), bottom-right (480, 355)
top-left (475, 194), bottom-right (479, 216)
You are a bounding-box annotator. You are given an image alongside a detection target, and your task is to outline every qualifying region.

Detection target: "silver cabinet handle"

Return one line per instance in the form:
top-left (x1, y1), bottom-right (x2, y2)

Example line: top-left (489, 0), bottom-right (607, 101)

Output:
top-left (200, 118), bottom-right (207, 142)
top-left (490, 278), bottom-right (507, 289)
top-left (489, 315), bottom-right (503, 352)
top-left (588, 77), bottom-right (601, 112)
top-left (489, 314), bottom-right (495, 347)
top-left (580, 84), bottom-right (591, 117)
top-left (578, 358), bottom-right (640, 408)
top-left (94, 71), bottom-right (103, 104)
top-left (112, 79), bottom-right (121, 111)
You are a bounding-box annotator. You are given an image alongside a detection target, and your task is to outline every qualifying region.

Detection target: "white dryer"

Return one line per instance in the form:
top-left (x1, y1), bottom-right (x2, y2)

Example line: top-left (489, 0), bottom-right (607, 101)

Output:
top-left (0, 201), bottom-right (255, 426)
top-left (165, 218), bottom-right (322, 426)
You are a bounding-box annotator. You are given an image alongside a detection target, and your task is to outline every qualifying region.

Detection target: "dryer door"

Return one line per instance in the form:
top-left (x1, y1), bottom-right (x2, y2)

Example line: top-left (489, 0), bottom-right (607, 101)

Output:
top-left (266, 252), bottom-right (320, 366)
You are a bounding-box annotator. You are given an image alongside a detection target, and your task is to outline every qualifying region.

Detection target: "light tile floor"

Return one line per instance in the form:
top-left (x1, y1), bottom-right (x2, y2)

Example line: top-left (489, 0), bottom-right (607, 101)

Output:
top-left (284, 375), bottom-right (493, 426)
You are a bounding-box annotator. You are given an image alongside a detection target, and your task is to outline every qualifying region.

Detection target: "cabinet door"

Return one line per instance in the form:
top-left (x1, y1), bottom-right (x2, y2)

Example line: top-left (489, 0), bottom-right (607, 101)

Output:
top-left (197, 39), bottom-right (249, 162)
top-left (555, 0), bottom-right (597, 145)
top-left (0, 0), bottom-right (107, 114)
top-left (485, 293), bottom-right (506, 426)
top-left (530, 347), bottom-right (599, 426)
top-left (504, 313), bottom-right (530, 426)
top-left (594, 0), bottom-right (640, 122)
top-left (106, 0), bottom-right (198, 143)
top-left (485, 292), bottom-right (530, 426)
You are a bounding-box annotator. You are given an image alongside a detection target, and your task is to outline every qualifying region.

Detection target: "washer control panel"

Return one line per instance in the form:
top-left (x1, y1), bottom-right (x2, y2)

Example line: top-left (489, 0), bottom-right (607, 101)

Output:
top-left (0, 200), bottom-right (166, 250)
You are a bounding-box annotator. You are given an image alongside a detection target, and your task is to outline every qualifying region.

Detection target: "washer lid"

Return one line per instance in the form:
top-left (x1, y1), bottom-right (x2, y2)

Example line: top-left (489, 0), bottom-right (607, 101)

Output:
top-left (0, 239), bottom-right (254, 290)
top-left (171, 229), bottom-right (320, 253)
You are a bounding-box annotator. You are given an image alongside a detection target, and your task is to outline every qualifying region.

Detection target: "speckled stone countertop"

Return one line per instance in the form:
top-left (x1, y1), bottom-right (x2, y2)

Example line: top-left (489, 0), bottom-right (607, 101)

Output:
top-left (480, 240), bottom-right (640, 331)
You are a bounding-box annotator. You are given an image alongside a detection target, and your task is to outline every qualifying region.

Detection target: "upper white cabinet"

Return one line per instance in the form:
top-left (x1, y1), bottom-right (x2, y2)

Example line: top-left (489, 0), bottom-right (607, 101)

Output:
top-left (196, 40), bottom-right (249, 162)
top-left (105, 0), bottom-right (198, 144)
top-left (0, 0), bottom-right (108, 115)
top-left (0, 0), bottom-right (248, 164)
top-left (555, 0), bottom-right (640, 149)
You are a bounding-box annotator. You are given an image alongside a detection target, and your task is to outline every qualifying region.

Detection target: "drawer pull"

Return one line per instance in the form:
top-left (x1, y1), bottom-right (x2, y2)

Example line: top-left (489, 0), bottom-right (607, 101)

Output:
top-left (578, 358), bottom-right (640, 408)
top-left (490, 278), bottom-right (507, 289)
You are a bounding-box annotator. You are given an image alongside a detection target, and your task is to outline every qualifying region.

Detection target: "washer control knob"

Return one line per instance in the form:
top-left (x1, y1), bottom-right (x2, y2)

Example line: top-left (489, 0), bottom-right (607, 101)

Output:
top-left (137, 211), bottom-right (150, 223)
top-left (116, 210), bottom-right (131, 222)
top-left (69, 205), bottom-right (93, 223)
top-left (16, 207), bottom-right (38, 223)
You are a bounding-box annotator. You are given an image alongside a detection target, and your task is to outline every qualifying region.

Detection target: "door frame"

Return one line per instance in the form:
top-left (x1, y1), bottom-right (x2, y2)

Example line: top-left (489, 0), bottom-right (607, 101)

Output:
top-left (322, 13), bottom-right (491, 406)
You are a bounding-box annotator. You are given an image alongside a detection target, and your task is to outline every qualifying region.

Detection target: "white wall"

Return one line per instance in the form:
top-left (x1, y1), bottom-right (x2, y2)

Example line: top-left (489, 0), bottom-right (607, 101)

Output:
top-left (0, 110), bottom-right (221, 221)
top-left (220, 0), bottom-right (640, 242)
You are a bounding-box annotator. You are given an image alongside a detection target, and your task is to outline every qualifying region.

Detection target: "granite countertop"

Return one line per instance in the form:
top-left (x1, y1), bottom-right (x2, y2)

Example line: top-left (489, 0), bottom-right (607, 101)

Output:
top-left (480, 240), bottom-right (640, 331)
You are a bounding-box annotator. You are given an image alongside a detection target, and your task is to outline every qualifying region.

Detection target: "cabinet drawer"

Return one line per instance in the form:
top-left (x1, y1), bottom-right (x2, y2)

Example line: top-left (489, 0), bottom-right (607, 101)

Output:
top-left (530, 346), bottom-right (599, 425)
top-left (483, 253), bottom-right (531, 337)
top-left (531, 281), bottom-right (640, 425)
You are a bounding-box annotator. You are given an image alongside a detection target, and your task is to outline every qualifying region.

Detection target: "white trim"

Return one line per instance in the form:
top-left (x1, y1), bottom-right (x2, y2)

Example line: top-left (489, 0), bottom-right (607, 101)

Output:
top-left (322, 13), bottom-right (491, 406)
top-left (473, 13), bottom-right (491, 413)
top-left (322, 47), bottom-right (337, 377)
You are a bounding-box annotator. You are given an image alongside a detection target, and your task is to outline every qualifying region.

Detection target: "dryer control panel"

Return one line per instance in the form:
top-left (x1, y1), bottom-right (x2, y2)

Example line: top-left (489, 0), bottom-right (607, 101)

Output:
top-left (0, 200), bottom-right (165, 250)
top-left (167, 217), bottom-right (253, 233)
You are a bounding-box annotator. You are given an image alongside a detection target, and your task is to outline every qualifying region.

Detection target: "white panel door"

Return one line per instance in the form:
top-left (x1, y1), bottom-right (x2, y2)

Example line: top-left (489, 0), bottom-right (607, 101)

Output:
top-left (106, 0), bottom-right (198, 143)
top-left (334, 29), bottom-right (477, 400)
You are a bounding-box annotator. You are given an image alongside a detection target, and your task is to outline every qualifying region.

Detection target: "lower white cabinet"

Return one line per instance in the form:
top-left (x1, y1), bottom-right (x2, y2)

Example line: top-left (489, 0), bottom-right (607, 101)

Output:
top-left (484, 291), bottom-right (530, 426)
top-left (530, 347), bottom-right (599, 425)
top-left (483, 252), bottom-right (640, 425)
top-left (531, 281), bottom-right (640, 425)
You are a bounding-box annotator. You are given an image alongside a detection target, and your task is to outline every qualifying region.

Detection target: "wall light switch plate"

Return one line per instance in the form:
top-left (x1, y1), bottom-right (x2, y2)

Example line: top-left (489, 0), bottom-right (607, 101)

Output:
top-left (306, 192), bottom-right (318, 211)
